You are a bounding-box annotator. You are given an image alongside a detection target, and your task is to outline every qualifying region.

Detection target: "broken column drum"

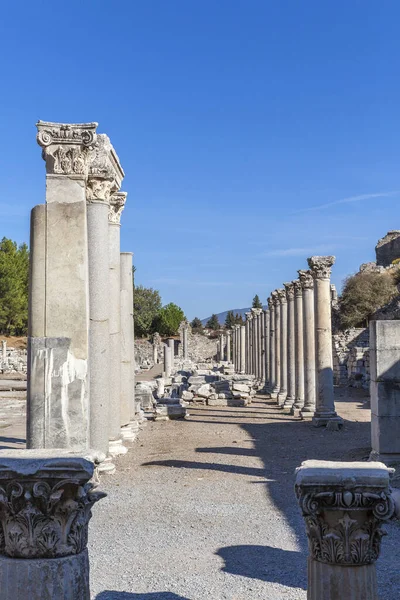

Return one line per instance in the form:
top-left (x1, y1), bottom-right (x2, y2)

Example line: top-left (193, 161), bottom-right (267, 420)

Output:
top-left (283, 282), bottom-right (296, 409)
top-left (0, 451), bottom-right (105, 600)
top-left (296, 459), bottom-right (394, 600)
top-left (307, 256), bottom-right (343, 428)
top-left (277, 289), bottom-right (288, 405)
top-left (28, 121), bottom-right (95, 450)
top-left (107, 192), bottom-right (127, 457)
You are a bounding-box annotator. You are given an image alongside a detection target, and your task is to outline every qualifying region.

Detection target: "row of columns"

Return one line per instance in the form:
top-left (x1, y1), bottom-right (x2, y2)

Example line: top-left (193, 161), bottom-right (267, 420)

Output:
top-left (237, 256), bottom-right (342, 427)
top-left (27, 121), bottom-right (138, 472)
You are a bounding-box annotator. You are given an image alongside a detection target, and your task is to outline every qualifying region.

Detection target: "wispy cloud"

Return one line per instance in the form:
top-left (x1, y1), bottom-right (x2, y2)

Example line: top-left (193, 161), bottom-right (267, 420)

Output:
top-left (261, 244), bottom-right (337, 257)
top-left (149, 277), bottom-right (233, 287)
top-left (295, 191), bottom-right (400, 214)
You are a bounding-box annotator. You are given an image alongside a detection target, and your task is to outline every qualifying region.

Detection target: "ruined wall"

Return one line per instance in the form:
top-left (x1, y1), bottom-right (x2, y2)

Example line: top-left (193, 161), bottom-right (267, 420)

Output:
top-left (0, 347), bottom-right (28, 375)
top-left (332, 328), bottom-right (369, 388)
top-left (135, 332), bottom-right (218, 370)
top-left (376, 230), bottom-right (400, 267)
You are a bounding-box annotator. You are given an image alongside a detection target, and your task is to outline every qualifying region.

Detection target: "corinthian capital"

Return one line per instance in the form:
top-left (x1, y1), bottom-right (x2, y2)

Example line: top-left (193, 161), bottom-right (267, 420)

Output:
top-left (109, 192), bottom-right (127, 225)
top-left (293, 279), bottom-right (302, 297)
top-left (276, 288), bottom-right (287, 304)
top-left (251, 307), bottom-right (262, 316)
top-left (87, 134), bottom-right (125, 203)
top-left (36, 121), bottom-right (98, 176)
top-left (307, 255), bottom-right (335, 280)
top-left (298, 269), bottom-right (314, 290)
top-left (283, 282), bottom-right (295, 300)
top-left (245, 311), bottom-right (252, 321)
top-left (267, 297), bottom-right (273, 309)
top-left (271, 290), bottom-right (280, 306)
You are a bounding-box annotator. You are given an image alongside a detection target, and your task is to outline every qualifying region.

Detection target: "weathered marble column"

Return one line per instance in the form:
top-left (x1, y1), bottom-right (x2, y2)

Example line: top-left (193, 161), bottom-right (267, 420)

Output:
top-left (226, 330), bottom-right (231, 362)
top-left (245, 314), bottom-right (251, 373)
top-left (239, 325), bottom-right (245, 374)
top-left (271, 292), bottom-right (281, 399)
top-left (86, 135), bottom-right (123, 462)
top-left (108, 192), bottom-right (127, 457)
top-left (168, 338), bottom-right (175, 363)
top-left (218, 334), bottom-right (224, 361)
top-left (1, 340), bottom-right (6, 365)
top-left (164, 344), bottom-right (172, 377)
top-left (182, 323), bottom-right (189, 360)
top-left (260, 310), bottom-right (265, 383)
top-left (277, 289), bottom-right (288, 405)
top-left (251, 309), bottom-right (261, 379)
top-left (296, 460), bottom-right (394, 600)
top-left (291, 279), bottom-right (305, 415)
top-left (308, 256), bottom-right (343, 429)
top-left (267, 298), bottom-right (275, 395)
top-left (153, 332), bottom-right (161, 365)
top-left (234, 326), bottom-right (239, 369)
top-left (0, 450), bottom-right (105, 600)
top-left (298, 270), bottom-right (316, 417)
top-left (283, 282), bottom-right (296, 409)
top-left (370, 320), bottom-right (400, 463)
top-left (120, 252), bottom-right (136, 441)
top-left (28, 122), bottom-right (94, 450)
top-left (248, 313), bottom-right (254, 374)
top-left (264, 308), bottom-right (270, 391)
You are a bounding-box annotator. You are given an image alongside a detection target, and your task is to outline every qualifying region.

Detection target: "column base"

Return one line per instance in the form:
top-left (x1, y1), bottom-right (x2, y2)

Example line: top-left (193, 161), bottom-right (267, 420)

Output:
top-left (0, 550), bottom-right (90, 600)
top-left (277, 391), bottom-right (287, 406)
top-left (291, 400), bottom-right (304, 416)
top-left (307, 557), bottom-right (377, 600)
top-left (121, 424), bottom-right (136, 442)
top-left (98, 456), bottom-right (116, 475)
top-left (108, 438), bottom-right (128, 457)
top-left (283, 395), bottom-right (295, 409)
top-left (312, 414), bottom-right (344, 430)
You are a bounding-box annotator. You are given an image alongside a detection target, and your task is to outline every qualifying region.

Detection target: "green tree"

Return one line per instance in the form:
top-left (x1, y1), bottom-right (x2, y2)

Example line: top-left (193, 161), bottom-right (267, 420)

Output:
top-left (0, 238), bottom-right (29, 335)
top-left (206, 313), bottom-right (220, 330)
top-left (191, 317), bottom-right (203, 332)
top-left (224, 310), bottom-right (235, 328)
top-left (153, 303), bottom-right (185, 336)
top-left (339, 271), bottom-right (398, 328)
top-left (234, 312), bottom-right (244, 325)
top-left (252, 294), bottom-right (263, 309)
top-left (133, 285), bottom-right (162, 337)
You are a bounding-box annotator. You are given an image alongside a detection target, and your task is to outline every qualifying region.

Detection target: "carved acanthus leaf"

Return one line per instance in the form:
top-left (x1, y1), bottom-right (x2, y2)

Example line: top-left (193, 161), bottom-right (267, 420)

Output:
top-left (109, 192), bottom-right (127, 224)
top-left (298, 270), bottom-right (314, 290)
top-left (307, 255), bottom-right (336, 279)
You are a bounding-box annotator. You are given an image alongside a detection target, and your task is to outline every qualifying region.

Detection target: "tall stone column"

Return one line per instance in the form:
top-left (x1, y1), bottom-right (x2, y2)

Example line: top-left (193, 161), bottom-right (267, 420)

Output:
top-left (267, 298), bottom-right (275, 395)
top-left (168, 338), bottom-right (175, 363)
top-left (234, 326), bottom-right (239, 369)
top-left (120, 252), bottom-right (136, 441)
top-left (296, 460), bottom-right (394, 600)
top-left (248, 313), bottom-right (254, 374)
top-left (298, 270), bottom-right (316, 417)
top-left (239, 325), bottom-right (245, 374)
top-left (86, 134), bottom-right (123, 463)
top-left (308, 256), bottom-right (343, 429)
top-left (277, 289), bottom-right (288, 405)
top-left (283, 283), bottom-right (296, 409)
top-left (226, 330), bottom-right (231, 362)
top-left (260, 309), bottom-right (265, 386)
top-left (0, 450), bottom-right (105, 600)
top-left (182, 324), bottom-right (189, 360)
top-left (163, 344), bottom-right (172, 377)
top-left (108, 192), bottom-right (127, 457)
top-left (251, 309), bottom-right (261, 379)
top-left (28, 121), bottom-right (95, 450)
top-left (264, 308), bottom-right (270, 391)
top-left (1, 340), bottom-right (6, 366)
top-left (245, 314), bottom-right (250, 373)
top-left (291, 279), bottom-right (305, 415)
top-left (153, 332), bottom-right (161, 365)
top-left (271, 291), bottom-right (281, 399)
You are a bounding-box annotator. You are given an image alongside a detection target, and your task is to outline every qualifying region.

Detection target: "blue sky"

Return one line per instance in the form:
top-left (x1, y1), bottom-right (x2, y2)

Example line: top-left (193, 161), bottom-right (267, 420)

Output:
top-left (1, 1), bottom-right (400, 320)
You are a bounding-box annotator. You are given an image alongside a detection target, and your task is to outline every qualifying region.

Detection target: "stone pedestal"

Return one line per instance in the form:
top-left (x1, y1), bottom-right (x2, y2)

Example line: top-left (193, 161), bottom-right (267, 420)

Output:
top-left (0, 450), bottom-right (105, 600)
top-left (298, 270), bottom-right (316, 418)
top-left (120, 252), bottom-right (135, 439)
top-left (277, 290), bottom-right (287, 405)
top-left (27, 122), bottom-right (95, 450)
top-left (295, 460), bottom-right (394, 600)
top-left (108, 193), bottom-right (127, 457)
top-left (292, 280), bottom-right (305, 415)
top-left (308, 256), bottom-right (343, 429)
top-left (283, 283), bottom-right (295, 409)
top-left (370, 320), bottom-right (400, 463)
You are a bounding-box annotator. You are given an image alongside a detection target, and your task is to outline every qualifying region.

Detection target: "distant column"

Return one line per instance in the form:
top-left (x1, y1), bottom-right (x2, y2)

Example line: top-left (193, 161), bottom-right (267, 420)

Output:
top-left (298, 270), bottom-right (316, 417)
top-left (240, 325), bottom-right (246, 373)
top-left (264, 308), bottom-right (270, 390)
top-left (182, 322), bottom-right (189, 360)
top-left (168, 338), bottom-right (175, 363)
top-left (268, 298), bottom-right (275, 396)
top-left (164, 344), bottom-right (172, 377)
top-left (283, 282), bottom-right (296, 409)
top-left (226, 330), bottom-right (231, 362)
top-left (120, 252), bottom-right (136, 441)
top-left (308, 256), bottom-right (343, 429)
top-left (291, 279), bottom-right (305, 415)
top-left (277, 289), bottom-right (288, 406)
top-left (271, 291), bottom-right (280, 399)
top-left (245, 315), bottom-right (251, 373)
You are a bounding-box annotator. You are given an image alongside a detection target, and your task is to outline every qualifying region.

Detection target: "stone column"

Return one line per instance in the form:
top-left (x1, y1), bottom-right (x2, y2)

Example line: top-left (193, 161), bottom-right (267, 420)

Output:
top-left (108, 192), bottom-right (127, 457)
top-left (233, 326), bottom-right (238, 369)
top-left (240, 325), bottom-right (246, 374)
top-left (260, 309), bottom-right (265, 386)
top-left (248, 313), bottom-right (254, 374)
top-left (120, 252), bottom-right (136, 441)
top-left (164, 344), bottom-right (172, 377)
top-left (370, 320), bottom-right (400, 463)
top-left (251, 309), bottom-right (261, 379)
top-left (28, 121), bottom-right (95, 450)
top-left (271, 293), bottom-right (281, 399)
top-left (226, 330), bottom-right (231, 362)
top-left (86, 134), bottom-right (123, 463)
top-left (182, 324), bottom-right (189, 360)
top-left (277, 289), bottom-right (288, 405)
top-left (298, 270), bottom-right (316, 417)
top-left (267, 298), bottom-right (275, 395)
top-left (218, 334), bottom-right (224, 361)
top-left (0, 450), bottom-right (105, 600)
top-left (1, 340), bottom-right (6, 366)
top-left (153, 332), bottom-right (161, 365)
top-left (264, 308), bottom-right (270, 391)
top-left (295, 459), bottom-right (394, 600)
top-left (291, 279), bottom-right (305, 415)
top-left (168, 338), bottom-right (175, 363)
top-left (283, 282), bottom-right (296, 409)
top-left (245, 315), bottom-right (250, 373)
top-left (308, 256), bottom-right (343, 429)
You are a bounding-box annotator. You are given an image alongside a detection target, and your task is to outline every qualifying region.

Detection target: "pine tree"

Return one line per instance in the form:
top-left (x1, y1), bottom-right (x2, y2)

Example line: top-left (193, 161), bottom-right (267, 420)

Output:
top-left (191, 317), bottom-right (203, 329)
top-left (252, 294), bottom-right (263, 309)
top-left (0, 238), bottom-right (29, 335)
top-left (224, 310), bottom-right (235, 328)
top-left (206, 314), bottom-right (220, 330)
top-left (234, 312), bottom-right (244, 325)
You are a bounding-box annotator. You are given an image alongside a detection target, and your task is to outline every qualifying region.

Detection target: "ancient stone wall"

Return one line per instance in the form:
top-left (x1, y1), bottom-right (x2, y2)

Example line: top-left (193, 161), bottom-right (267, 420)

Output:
top-left (0, 347), bottom-right (27, 375)
top-left (332, 328), bottom-right (369, 388)
top-left (135, 332), bottom-right (218, 370)
top-left (376, 230), bottom-right (400, 267)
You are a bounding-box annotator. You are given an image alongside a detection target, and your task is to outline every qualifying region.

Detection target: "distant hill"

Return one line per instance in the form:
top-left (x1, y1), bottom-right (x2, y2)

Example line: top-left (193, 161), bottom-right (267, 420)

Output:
top-left (201, 307), bottom-right (266, 326)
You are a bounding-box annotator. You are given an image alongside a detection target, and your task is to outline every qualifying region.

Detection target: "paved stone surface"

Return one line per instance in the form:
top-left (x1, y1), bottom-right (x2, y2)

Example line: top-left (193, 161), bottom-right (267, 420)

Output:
top-left (88, 389), bottom-right (400, 600)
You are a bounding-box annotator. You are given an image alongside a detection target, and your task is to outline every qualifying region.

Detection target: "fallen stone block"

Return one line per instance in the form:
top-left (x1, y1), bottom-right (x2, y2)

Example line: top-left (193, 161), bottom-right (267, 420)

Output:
top-left (232, 383), bottom-right (250, 393)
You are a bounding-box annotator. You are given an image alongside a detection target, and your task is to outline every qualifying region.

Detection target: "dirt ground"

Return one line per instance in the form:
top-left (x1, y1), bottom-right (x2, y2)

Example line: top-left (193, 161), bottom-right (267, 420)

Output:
top-left (0, 335), bottom-right (27, 349)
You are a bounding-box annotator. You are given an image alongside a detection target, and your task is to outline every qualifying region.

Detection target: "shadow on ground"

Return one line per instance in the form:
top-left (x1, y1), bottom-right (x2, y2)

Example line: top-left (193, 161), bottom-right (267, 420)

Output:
top-left (96, 594), bottom-right (191, 599)
top-left (0, 435), bottom-right (25, 449)
top-left (217, 544), bottom-right (306, 590)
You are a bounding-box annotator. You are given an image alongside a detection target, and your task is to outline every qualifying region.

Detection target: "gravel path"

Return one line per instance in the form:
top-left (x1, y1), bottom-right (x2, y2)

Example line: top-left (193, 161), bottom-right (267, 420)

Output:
top-left (89, 390), bottom-right (400, 600)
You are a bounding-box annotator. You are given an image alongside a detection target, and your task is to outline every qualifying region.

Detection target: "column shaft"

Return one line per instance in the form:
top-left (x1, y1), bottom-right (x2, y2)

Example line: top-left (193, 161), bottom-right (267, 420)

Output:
top-left (283, 283), bottom-right (296, 409)
top-left (277, 290), bottom-right (288, 405)
top-left (120, 252), bottom-right (135, 436)
top-left (292, 280), bottom-right (305, 413)
top-left (299, 270), bottom-right (316, 417)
